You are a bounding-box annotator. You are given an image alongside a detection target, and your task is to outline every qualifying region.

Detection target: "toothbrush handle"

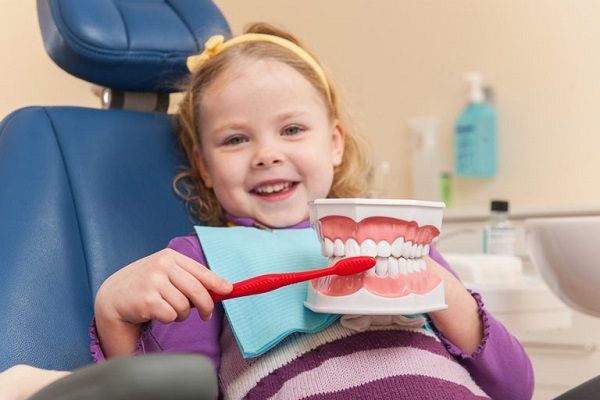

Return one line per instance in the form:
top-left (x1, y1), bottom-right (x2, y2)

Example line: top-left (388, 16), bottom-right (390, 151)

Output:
top-left (210, 269), bottom-right (328, 303)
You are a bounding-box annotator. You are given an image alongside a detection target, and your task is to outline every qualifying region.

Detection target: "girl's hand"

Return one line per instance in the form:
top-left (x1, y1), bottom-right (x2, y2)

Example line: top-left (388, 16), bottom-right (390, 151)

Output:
top-left (0, 365), bottom-right (70, 400)
top-left (94, 248), bottom-right (232, 357)
top-left (425, 256), bottom-right (484, 354)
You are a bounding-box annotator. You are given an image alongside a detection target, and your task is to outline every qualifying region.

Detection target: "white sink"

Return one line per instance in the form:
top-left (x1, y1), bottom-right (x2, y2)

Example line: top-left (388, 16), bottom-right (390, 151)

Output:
top-left (525, 216), bottom-right (600, 317)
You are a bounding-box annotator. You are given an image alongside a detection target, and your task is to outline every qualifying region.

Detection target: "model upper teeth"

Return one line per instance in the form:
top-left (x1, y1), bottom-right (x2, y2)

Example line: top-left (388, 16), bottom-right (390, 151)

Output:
top-left (255, 182), bottom-right (291, 194)
top-left (322, 237), bottom-right (429, 259)
top-left (322, 237), bottom-right (430, 278)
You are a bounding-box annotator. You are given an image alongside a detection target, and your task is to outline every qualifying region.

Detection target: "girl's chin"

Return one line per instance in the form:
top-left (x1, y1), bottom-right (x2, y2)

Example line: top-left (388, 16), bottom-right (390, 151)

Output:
top-left (254, 211), bottom-right (309, 229)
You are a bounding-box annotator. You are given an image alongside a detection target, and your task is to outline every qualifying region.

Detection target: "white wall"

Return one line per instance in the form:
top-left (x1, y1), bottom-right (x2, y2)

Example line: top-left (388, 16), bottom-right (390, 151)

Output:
top-left (3, 1), bottom-right (600, 212)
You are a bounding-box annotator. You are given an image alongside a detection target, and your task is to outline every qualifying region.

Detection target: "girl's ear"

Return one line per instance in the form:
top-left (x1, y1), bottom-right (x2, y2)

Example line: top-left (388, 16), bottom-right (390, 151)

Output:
top-left (193, 146), bottom-right (213, 188)
top-left (331, 120), bottom-right (346, 167)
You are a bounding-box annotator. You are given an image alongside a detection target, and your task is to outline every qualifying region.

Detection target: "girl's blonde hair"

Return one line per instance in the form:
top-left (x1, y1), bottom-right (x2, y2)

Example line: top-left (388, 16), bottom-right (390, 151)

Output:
top-left (174, 22), bottom-right (373, 226)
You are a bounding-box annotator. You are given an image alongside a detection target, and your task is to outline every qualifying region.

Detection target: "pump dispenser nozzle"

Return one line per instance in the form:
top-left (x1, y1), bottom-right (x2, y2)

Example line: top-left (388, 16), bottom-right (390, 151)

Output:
top-left (465, 72), bottom-right (484, 103)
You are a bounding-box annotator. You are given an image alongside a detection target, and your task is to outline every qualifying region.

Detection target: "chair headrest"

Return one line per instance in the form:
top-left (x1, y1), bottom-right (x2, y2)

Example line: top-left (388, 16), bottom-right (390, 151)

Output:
top-left (37, 0), bottom-right (230, 93)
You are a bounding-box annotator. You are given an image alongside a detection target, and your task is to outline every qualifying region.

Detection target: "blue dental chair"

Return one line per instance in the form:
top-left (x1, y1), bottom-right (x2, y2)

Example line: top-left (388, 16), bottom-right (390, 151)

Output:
top-left (0, 0), bottom-right (229, 398)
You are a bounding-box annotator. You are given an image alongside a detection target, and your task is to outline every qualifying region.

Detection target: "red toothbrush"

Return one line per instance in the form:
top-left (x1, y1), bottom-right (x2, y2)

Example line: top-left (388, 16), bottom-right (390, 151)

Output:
top-left (210, 255), bottom-right (376, 302)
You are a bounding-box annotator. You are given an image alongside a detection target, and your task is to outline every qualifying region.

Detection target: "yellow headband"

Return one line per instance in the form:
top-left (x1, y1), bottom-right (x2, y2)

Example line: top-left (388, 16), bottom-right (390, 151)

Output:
top-left (186, 34), bottom-right (332, 104)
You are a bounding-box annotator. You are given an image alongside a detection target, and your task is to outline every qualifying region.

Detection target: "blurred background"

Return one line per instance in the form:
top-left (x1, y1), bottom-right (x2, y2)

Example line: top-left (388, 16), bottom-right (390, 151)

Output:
top-left (3, 1), bottom-right (600, 212)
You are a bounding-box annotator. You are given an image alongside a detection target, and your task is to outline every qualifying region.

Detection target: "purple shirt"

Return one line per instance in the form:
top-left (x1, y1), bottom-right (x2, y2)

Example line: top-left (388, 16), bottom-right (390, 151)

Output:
top-left (91, 218), bottom-right (534, 399)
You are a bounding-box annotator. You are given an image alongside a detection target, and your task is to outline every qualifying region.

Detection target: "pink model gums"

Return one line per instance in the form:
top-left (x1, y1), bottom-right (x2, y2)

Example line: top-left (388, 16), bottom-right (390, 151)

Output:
top-left (305, 198), bottom-right (447, 315)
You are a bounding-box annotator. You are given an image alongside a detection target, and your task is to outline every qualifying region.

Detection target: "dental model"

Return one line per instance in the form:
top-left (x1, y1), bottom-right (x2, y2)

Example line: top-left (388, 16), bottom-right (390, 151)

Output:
top-left (305, 198), bottom-right (447, 315)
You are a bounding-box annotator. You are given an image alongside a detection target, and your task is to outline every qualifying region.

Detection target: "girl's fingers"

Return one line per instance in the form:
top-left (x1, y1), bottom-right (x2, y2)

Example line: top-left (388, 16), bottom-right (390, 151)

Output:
top-left (148, 299), bottom-right (181, 324)
top-left (165, 261), bottom-right (219, 320)
top-left (169, 250), bottom-right (233, 294)
top-left (157, 282), bottom-right (195, 322)
top-left (102, 249), bottom-right (232, 325)
top-left (146, 249), bottom-right (232, 320)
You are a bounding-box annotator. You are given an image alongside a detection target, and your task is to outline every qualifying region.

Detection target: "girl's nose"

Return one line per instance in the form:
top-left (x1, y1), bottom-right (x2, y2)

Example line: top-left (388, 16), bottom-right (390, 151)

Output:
top-left (252, 146), bottom-right (284, 168)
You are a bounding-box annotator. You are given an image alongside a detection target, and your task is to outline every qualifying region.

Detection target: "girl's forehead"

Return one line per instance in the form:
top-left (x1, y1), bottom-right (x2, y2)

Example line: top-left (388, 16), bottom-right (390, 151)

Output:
top-left (200, 57), bottom-right (321, 106)
top-left (209, 57), bottom-right (295, 89)
top-left (196, 57), bottom-right (332, 136)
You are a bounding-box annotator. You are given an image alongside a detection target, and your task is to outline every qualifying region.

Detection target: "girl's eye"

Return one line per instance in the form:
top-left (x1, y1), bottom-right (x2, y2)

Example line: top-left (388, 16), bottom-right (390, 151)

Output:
top-left (224, 135), bottom-right (247, 146)
top-left (282, 126), bottom-right (302, 136)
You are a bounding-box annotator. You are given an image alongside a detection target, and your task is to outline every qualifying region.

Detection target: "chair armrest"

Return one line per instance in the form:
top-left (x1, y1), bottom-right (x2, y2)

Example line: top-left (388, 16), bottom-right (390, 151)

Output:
top-left (30, 354), bottom-right (218, 400)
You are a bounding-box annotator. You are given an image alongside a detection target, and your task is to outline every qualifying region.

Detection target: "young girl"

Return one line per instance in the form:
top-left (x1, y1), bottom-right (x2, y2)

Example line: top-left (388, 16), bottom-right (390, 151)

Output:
top-left (1, 22), bottom-right (534, 400)
top-left (92, 22), bottom-right (534, 399)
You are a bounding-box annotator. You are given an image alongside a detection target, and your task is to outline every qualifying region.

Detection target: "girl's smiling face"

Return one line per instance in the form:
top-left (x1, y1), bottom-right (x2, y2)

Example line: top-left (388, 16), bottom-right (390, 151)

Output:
top-left (194, 58), bottom-right (345, 228)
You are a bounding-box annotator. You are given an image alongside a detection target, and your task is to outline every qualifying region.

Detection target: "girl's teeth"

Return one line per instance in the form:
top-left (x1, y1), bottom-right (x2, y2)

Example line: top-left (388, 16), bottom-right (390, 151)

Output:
top-left (255, 182), bottom-right (290, 193)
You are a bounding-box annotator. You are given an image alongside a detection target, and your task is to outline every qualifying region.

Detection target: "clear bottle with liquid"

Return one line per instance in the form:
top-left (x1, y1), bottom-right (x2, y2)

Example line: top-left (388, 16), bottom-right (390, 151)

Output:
top-left (409, 117), bottom-right (444, 202)
top-left (482, 200), bottom-right (516, 255)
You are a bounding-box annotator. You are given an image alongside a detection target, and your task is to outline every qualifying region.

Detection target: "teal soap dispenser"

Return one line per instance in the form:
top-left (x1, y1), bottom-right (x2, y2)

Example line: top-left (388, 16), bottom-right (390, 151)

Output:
top-left (454, 72), bottom-right (497, 177)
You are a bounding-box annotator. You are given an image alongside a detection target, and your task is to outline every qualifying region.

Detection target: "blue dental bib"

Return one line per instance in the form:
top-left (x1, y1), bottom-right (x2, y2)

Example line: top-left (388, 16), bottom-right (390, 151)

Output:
top-left (194, 226), bottom-right (339, 358)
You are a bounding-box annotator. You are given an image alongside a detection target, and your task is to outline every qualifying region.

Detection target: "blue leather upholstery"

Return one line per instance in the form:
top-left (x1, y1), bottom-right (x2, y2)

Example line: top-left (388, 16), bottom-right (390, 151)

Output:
top-left (0, 108), bottom-right (191, 370)
top-left (0, 0), bottom-right (230, 371)
top-left (38, 0), bottom-right (230, 92)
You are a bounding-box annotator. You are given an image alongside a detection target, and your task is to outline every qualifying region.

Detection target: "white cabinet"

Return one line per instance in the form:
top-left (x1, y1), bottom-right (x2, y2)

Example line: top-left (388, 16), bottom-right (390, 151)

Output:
top-left (437, 206), bottom-right (600, 399)
top-left (518, 312), bottom-right (600, 398)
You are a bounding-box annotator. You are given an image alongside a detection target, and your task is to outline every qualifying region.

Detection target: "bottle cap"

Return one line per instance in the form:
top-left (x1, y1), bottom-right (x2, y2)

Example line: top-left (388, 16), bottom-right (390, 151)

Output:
top-left (490, 200), bottom-right (509, 212)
